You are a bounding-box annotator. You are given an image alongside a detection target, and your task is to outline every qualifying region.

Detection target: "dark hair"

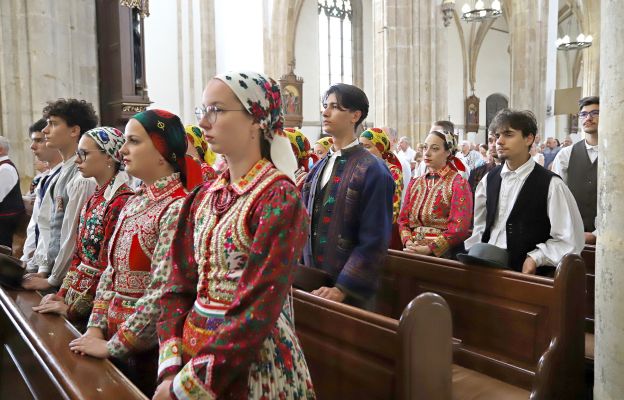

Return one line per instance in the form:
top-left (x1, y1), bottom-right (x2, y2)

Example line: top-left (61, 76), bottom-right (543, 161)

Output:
top-left (578, 96), bottom-right (599, 111)
top-left (555, 138), bottom-right (560, 147)
top-left (42, 98), bottom-right (98, 136)
top-left (432, 120), bottom-right (455, 135)
top-left (490, 109), bottom-right (538, 139)
top-left (323, 83), bottom-right (369, 130)
top-left (429, 130), bottom-right (451, 151)
top-left (29, 118), bottom-right (47, 134)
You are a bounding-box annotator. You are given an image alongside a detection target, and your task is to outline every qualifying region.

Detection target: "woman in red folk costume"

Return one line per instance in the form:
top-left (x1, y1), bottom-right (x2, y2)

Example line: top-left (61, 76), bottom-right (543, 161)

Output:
top-left (152, 71), bottom-right (315, 400)
top-left (69, 110), bottom-right (189, 395)
top-left (398, 130), bottom-right (473, 258)
top-left (359, 127), bottom-right (404, 250)
top-left (184, 124), bottom-right (218, 188)
top-left (33, 127), bottom-right (133, 325)
top-left (285, 127), bottom-right (318, 190)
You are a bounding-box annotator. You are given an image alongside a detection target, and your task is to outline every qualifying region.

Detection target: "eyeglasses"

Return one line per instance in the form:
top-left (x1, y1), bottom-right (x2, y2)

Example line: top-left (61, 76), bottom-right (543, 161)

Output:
top-left (194, 105), bottom-right (246, 124)
top-left (75, 149), bottom-right (105, 162)
top-left (579, 110), bottom-right (599, 119)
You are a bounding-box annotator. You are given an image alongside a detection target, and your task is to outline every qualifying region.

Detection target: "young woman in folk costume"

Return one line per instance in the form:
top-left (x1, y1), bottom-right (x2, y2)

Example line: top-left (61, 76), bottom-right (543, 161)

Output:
top-left (33, 127), bottom-right (133, 326)
top-left (359, 127), bottom-right (405, 250)
top-left (152, 71), bottom-right (316, 400)
top-left (285, 127), bottom-right (318, 190)
top-left (313, 136), bottom-right (333, 159)
top-left (184, 124), bottom-right (218, 188)
top-left (398, 130), bottom-right (473, 258)
top-left (69, 110), bottom-right (190, 395)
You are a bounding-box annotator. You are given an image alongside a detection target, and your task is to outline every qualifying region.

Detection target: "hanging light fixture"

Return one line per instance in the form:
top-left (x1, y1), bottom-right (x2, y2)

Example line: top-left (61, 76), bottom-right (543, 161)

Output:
top-left (460, 0), bottom-right (502, 22)
top-left (556, 33), bottom-right (593, 50)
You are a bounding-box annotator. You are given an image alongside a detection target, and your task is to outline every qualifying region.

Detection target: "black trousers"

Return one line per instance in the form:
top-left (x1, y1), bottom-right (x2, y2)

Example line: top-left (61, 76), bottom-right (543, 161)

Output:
top-left (0, 213), bottom-right (21, 249)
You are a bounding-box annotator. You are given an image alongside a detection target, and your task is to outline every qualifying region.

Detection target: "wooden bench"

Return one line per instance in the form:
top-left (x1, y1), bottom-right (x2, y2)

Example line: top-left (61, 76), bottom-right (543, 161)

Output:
top-left (292, 289), bottom-right (454, 400)
top-left (0, 287), bottom-right (147, 400)
top-left (374, 250), bottom-right (586, 399)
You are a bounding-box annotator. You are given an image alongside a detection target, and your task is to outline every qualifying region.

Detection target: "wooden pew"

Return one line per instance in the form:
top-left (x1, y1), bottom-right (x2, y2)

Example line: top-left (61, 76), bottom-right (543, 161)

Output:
top-left (0, 287), bottom-right (147, 400)
top-left (374, 250), bottom-right (586, 399)
top-left (581, 245), bottom-right (595, 333)
top-left (293, 289), bottom-right (453, 400)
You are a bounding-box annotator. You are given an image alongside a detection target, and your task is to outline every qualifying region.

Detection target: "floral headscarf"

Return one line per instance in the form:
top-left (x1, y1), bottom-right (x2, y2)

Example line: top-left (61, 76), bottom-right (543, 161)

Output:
top-left (284, 128), bottom-right (318, 171)
top-left (84, 127), bottom-right (125, 163)
top-left (185, 125), bottom-right (216, 166)
top-left (132, 109), bottom-right (190, 185)
top-left (315, 136), bottom-right (334, 152)
top-left (360, 127), bottom-right (403, 171)
top-left (215, 71), bottom-right (297, 181)
top-left (430, 130), bottom-right (465, 172)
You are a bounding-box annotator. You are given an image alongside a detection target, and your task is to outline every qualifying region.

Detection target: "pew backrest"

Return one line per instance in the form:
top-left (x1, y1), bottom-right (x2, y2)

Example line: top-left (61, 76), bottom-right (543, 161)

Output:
top-left (376, 250), bottom-right (586, 399)
top-left (293, 289), bottom-right (452, 400)
top-left (0, 287), bottom-right (147, 400)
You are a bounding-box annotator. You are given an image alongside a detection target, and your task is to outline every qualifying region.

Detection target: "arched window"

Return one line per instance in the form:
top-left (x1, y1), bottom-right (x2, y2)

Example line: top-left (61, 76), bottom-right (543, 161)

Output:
top-left (318, 0), bottom-right (353, 94)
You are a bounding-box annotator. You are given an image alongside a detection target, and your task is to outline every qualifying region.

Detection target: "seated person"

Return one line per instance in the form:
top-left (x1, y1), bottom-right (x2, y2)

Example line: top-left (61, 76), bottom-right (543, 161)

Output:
top-left (68, 110), bottom-right (189, 396)
top-left (464, 109), bottom-right (584, 274)
top-left (398, 130), bottom-right (472, 257)
top-left (33, 127), bottom-right (133, 325)
top-left (285, 127), bottom-right (318, 189)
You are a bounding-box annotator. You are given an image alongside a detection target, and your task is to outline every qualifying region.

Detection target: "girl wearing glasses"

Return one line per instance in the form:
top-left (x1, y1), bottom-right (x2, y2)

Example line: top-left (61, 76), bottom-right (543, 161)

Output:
top-left (33, 127), bottom-right (133, 326)
top-left (69, 110), bottom-right (189, 395)
top-left (153, 71), bottom-right (315, 399)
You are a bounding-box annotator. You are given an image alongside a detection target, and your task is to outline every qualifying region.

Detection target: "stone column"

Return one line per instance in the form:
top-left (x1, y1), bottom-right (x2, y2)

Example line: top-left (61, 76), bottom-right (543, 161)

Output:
top-left (579, 0), bottom-right (600, 96)
top-left (373, 0), bottom-right (447, 144)
top-left (0, 0), bottom-right (98, 189)
top-left (507, 0), bottom-right (549, 133)
top-left (594, 1), bottom-right (624, 398)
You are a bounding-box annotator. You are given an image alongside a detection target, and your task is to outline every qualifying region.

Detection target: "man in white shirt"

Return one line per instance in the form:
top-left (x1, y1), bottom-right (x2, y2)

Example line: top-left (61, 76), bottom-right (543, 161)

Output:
top-left (22, 99), bottom-right (97, 291)
top-left (397, 136), bottom-right (417, 173)
top-left (458, 140), bottom-right (485, 170)
top-left (0, 136), bottom-right (25, 248)
top-left (551, 96), bottom-right (599, 245)
top-left (21, 118), bottom-right (63, 266)
top-left (465, 109), bottom-right (584, 275)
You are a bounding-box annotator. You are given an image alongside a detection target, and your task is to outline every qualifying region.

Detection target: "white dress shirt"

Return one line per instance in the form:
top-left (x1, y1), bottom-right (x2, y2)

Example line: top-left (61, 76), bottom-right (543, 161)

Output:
top-left (320, 139), bottom-right (360, 188)
top-left (393, 151), bottom-right (412, 205)
top-left (28, 162), bottom-right (63, 272)
top-left (0, 155), bottom-right (19, 202)
top-left (465, 158), bottom-right (584, 267)
top-left (21, 167), bottom-right (53, 263)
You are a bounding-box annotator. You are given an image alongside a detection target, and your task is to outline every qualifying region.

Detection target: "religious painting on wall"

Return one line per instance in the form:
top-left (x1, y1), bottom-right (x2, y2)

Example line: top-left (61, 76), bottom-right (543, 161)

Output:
top-left (279, 67), bottom-right (304, 128)
top-left (465, 95), bottom-right (480, 133)
top-left (569, 113), bottom-right (579, 135)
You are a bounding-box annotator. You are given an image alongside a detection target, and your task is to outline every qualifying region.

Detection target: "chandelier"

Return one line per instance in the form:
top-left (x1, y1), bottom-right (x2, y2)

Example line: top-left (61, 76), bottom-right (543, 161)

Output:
top-left (556, 33), bottom-right (593, 51)
top-left (460, 0), bottom-right (502, 22)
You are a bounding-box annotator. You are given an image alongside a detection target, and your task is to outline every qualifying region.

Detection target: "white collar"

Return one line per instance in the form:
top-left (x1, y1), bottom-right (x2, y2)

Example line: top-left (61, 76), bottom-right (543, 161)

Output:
top-left (329, 138), bottom-right (359, 156)
top-left (501, 157), bottom-right (535, 180)
top-left (584, 140), bottom-right (598, 151)
top-left (0, 155), bottom-right (9, 162)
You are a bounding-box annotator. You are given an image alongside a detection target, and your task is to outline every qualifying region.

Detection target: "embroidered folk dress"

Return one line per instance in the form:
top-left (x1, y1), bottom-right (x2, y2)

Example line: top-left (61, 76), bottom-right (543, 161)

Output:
top-left (387, 161), bottom-right (403, 223)
top-left (398, 164), bottom-right (473, 256)
top-left (87, 173), bottom-right (186, 358)
top-left (57, 175), bottom-right (133, 322)
top-left (157, 159), bottom-right (315, 399)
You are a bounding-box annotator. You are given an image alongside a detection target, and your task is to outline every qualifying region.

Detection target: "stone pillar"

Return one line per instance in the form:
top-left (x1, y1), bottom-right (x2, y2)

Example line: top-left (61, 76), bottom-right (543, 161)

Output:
top-left (579, 0), bottom-right (601, 96)
top-left (373, 0), bottom-right (447, 144)
top-left (594, 1), bottom-right (624, 398)
top-left (507, 0), bottom-right (549, 133)
top-left (0, 0), bottom-right (98, 189)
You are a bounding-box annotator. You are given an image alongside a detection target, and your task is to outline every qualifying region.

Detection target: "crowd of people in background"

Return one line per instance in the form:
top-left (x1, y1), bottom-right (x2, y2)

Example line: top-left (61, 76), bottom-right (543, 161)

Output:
top-left (0, 69), bottom-right (599, 398)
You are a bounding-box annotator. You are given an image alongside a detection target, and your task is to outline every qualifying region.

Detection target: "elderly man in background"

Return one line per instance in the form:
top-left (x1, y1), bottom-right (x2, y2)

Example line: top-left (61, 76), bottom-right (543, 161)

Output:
top-left (542, 136), bottom-right (560, 169)
top-left (0, 135), bottom-right (26, 249)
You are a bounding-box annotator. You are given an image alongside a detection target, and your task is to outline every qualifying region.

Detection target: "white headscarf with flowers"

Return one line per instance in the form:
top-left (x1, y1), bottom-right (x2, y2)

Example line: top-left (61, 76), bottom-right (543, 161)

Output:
top-left (215, 71), bottom-right (298, 182)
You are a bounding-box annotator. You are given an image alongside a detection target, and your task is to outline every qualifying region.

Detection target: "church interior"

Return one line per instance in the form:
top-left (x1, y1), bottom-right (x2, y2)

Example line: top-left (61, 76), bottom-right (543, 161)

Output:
top-left (0, 0), bottom-right (622, 399)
